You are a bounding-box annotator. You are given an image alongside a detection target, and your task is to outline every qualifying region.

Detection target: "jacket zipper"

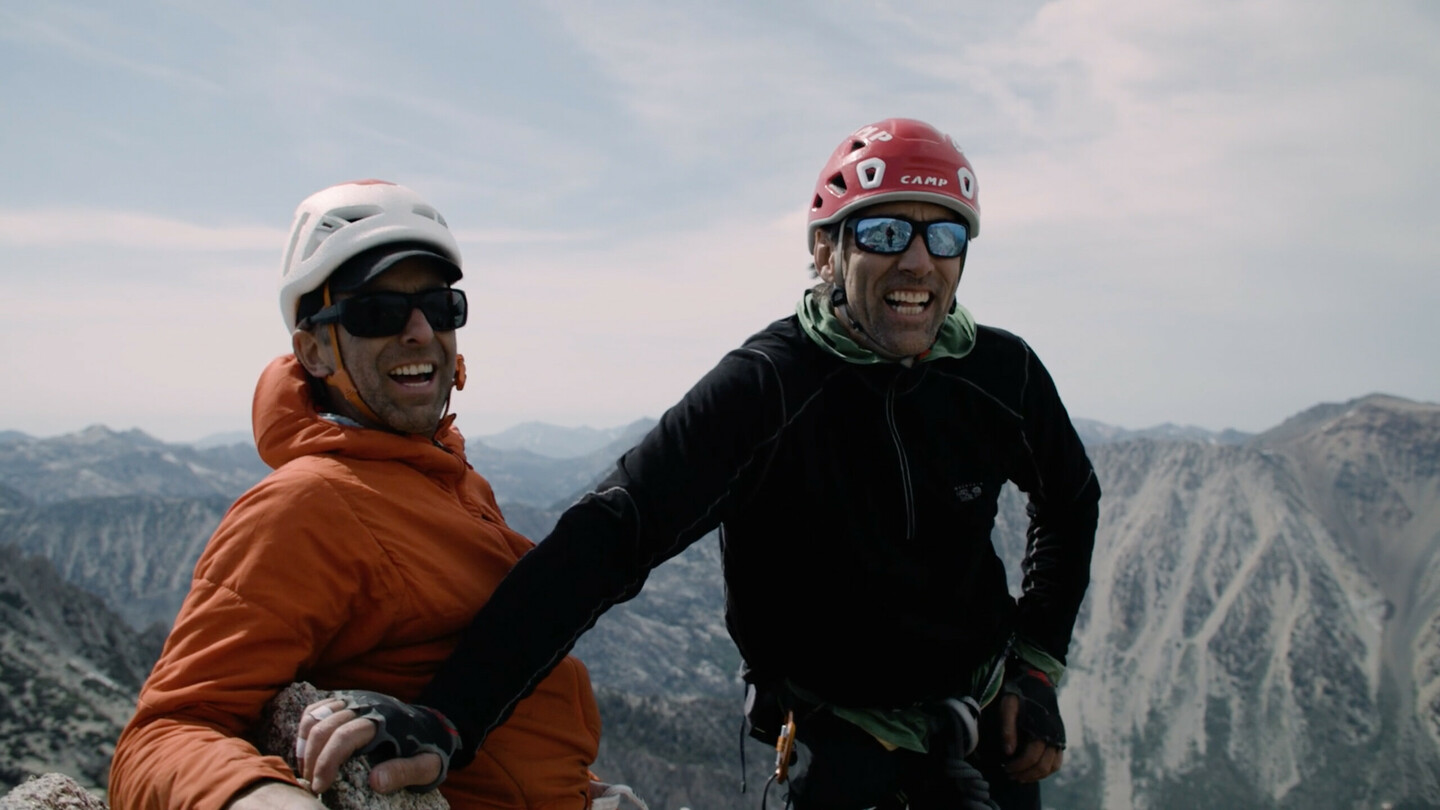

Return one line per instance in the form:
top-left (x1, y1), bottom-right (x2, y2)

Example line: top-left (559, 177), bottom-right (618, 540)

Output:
top-left (885, 378), bottom-right (915, 540)
top-left (429, 435), bottom-right (484, 517)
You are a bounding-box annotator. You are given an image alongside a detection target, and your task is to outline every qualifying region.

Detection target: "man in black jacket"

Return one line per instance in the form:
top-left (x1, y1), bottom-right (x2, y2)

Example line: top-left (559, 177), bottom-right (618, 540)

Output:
top-left (299, 118), bottom-right (1100, 810)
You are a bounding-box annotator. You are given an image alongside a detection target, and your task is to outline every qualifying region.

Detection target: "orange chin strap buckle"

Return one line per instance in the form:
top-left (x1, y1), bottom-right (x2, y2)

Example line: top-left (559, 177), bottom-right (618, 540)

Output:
top-left (774, 711), bottom-right (796, 783)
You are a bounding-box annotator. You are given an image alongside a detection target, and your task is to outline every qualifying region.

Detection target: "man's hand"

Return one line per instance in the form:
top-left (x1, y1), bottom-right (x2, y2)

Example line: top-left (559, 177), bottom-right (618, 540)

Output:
top-left (998, 693), bottom-right (1064, 782)
top-left (295, 698), bottom-right (443, 795)
top-left (224, 780), bottom-right (326, 809)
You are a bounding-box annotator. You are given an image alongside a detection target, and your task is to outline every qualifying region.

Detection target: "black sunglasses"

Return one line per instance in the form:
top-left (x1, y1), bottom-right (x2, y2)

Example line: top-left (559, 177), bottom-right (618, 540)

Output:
top-left (302, 288), bottom-right (468, 338)
top-left (851, 216), bottom-right (969, 258)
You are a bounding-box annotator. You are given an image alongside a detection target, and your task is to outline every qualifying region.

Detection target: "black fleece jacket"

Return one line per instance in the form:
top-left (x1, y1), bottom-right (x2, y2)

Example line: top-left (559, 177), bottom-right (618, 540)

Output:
top-left (422, 313), bottom-right (1100, 757)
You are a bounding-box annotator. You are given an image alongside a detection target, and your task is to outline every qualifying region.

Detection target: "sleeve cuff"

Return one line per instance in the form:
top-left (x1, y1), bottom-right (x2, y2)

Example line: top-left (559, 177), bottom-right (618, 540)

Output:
top-left (1012, 637), bottom-right (1067, 687)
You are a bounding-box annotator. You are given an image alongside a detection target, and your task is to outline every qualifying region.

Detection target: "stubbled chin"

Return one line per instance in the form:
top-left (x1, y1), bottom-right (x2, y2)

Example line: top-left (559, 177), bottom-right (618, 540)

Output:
top-left (872, 318), bottom-right (942, 357)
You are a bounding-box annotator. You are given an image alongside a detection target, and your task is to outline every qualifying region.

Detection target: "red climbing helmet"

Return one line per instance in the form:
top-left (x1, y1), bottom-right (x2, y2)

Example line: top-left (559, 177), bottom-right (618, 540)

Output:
top-left (806, 118), bottom-right (981, 251)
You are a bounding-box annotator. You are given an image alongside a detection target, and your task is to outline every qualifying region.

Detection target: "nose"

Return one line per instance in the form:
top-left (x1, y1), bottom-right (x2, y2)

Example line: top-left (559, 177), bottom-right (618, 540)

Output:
top-left (398, 306), bottom-right (437, 344)
top-left (896, 230), bottom-right (936, 277)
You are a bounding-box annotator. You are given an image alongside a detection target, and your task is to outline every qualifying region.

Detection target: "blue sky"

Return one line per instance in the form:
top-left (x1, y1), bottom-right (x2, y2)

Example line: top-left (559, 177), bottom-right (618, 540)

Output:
top-left (2, 0), bottom-right (1436, 442)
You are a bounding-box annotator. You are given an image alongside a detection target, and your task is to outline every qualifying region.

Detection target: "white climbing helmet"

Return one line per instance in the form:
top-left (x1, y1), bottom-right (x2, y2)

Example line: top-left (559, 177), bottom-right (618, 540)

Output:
top-left (278, 180), bottom-right (463, 333)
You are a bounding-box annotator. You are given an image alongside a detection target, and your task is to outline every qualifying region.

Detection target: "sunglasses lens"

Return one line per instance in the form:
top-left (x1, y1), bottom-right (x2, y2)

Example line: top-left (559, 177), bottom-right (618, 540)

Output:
top-left (853, 217), bottom-right (968, 258)
top-left (339, 294), bottom-right (412, 337)
top-left (924, 222), bottom-right (968, 258)
top-left (333, 289), bottom-right (467, 337)
top-left (854, 217), bottom-right (915, 254)
top-left (416, 289), bottom-right (467, 332)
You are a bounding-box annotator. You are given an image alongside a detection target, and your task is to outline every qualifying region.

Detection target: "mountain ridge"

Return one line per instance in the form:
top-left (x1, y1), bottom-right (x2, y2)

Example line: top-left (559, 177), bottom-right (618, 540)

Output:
top-left (2, 392), bottom-right (1437, 808)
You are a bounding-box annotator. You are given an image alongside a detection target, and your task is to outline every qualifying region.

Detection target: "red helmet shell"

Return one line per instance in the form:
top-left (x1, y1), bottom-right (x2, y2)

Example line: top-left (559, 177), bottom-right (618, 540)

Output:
top-left (807, 118), bottom-right (980, 251)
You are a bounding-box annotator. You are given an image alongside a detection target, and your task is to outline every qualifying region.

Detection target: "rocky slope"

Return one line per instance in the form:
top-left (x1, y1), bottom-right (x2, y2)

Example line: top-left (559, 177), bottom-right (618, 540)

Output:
top-left (0, 545), bottom-right (159, 792)
top-left (0, 496), bottom-right (233, 630)
top-left (1050, 396), bottom-right (1440, 808)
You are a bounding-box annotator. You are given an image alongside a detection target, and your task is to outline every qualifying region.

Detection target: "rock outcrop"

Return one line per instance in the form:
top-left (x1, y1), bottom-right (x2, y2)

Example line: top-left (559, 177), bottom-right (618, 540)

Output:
top-left (0, 683), bottom-right (447, 809)
top-left (0, 774), bottom-right (108, 810)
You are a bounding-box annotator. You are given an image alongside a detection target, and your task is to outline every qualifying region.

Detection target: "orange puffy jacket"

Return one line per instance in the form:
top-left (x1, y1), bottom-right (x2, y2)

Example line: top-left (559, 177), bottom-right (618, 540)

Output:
top-left (109, 356), bottom-right (601, 810)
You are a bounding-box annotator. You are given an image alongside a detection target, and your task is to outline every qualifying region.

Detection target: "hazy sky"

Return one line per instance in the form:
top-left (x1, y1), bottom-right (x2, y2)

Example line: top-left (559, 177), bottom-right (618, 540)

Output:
top-left (2, 0), bottom-right (1436, 443)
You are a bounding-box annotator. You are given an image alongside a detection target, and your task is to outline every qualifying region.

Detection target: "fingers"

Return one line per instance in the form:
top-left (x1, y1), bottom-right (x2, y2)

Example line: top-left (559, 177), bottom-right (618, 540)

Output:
top-left (308, 715), bottom-right (377, 794)
top-left (996, 692), bottom-right (1063, 782)
top-left (297, 699), bottom-right (350, 784)
top-left (368, 753), bottom-right (443, 794)
top-left (295, 699), bottom-right (345, 762)
top-left (1003, 738), bottom-right (1064, 783)
top-left (998, 693), bottom-right (1020, 756)
top-left (291, 697), bottom-right (442, 796)
top-left (294, 698), bottom-right (378, 795)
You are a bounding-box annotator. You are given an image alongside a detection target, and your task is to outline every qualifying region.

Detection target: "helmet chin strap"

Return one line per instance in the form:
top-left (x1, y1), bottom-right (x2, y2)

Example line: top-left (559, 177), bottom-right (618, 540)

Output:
top-left (321, 284), bottom-right (384, 426)
top-left (831, 286), bottom-right (872, 342)
top-left (829, 223), bottom-right (873, 341)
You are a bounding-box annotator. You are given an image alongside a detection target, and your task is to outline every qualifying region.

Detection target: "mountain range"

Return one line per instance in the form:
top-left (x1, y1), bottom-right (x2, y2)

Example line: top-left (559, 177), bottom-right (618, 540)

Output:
top-left (1, 395), bottom-right (1437, 808)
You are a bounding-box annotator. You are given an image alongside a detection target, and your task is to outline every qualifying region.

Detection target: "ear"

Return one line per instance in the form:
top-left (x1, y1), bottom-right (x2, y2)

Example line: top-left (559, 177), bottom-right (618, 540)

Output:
top-left (813, 229), bottom-right (837, 284)
top-left (292, 329), bottom-right (336, 379)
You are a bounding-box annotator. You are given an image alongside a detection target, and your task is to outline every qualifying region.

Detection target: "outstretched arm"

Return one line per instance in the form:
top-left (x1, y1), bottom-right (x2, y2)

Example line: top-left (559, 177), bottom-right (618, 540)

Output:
top-left (422, 346), bottom-right (787, 760)
top-left (298, 344), bottom-right (790, 781)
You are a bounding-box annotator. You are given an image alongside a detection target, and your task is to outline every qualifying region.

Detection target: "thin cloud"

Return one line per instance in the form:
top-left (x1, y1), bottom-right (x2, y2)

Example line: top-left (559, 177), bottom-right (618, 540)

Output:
top-left (538, 1), bottom-right (834, 162)
top-left (1, 5), bottom-right (224, 94)
top-left (0, 209), bottom-right (282, 251)
top-left (453, 227), bottom-right (609, 247)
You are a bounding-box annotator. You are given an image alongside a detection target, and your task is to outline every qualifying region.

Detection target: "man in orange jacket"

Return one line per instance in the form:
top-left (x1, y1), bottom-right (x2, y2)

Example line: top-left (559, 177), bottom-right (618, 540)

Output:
top-left (108, 180), bottom-right (603, 810)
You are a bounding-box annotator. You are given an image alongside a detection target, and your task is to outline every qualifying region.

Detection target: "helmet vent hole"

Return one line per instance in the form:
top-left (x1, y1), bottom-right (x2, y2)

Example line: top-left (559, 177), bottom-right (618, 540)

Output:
top-left (325, 205), bottom-right (383, 224)
top-left (812, 194), bottom-right (824, 211)
top-left (412, 205), bottom-right (448, 227)
top-left (849, 140), bottom-right (866, 152)
top-left (826, 173), bottom-right (847, 196)
top-left (314, 214), bottom-right (348, 234)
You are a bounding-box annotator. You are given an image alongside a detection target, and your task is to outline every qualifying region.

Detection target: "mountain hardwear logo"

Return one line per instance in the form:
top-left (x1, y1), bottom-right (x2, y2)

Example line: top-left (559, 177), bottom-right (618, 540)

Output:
top-left (954, 483), bottom-right (983, 502)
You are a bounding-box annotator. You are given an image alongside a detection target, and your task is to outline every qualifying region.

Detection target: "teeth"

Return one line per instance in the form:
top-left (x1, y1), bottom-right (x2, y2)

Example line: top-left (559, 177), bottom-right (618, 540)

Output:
top-left (389, 363), bottom-right (435, 377)
top-left (885, 290), bottom-right (931, 304)
top-left (885, 290), bottom-right (931, 313)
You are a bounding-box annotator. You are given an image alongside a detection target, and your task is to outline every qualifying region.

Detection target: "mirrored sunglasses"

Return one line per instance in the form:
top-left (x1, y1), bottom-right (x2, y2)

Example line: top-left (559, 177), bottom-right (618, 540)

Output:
top-left (852, 216), bottom-right (969, 258)
top-left (302, 288), bottom-right (468, 338)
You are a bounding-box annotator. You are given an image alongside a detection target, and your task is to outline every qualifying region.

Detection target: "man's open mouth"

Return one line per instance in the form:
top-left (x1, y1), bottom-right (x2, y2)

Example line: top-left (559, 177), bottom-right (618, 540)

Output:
top-left (884, 290), bottom-right (932, 316)
top-left (388, 363), bottom-right (436, 386)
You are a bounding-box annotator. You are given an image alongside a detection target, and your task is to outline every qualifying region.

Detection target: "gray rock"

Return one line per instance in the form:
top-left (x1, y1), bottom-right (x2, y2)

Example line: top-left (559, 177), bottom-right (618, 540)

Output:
top-left (0, 773), bottom-right (107, 810)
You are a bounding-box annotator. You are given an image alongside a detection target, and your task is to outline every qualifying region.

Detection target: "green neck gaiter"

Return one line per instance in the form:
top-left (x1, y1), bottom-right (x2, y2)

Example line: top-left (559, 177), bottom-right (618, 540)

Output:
top-left (796, 286), bottom-right (977, 365)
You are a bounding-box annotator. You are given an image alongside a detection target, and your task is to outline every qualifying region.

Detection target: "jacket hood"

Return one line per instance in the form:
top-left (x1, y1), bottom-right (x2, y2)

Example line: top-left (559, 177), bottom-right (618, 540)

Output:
top-left (251, 355), bottom-right (467, 473)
